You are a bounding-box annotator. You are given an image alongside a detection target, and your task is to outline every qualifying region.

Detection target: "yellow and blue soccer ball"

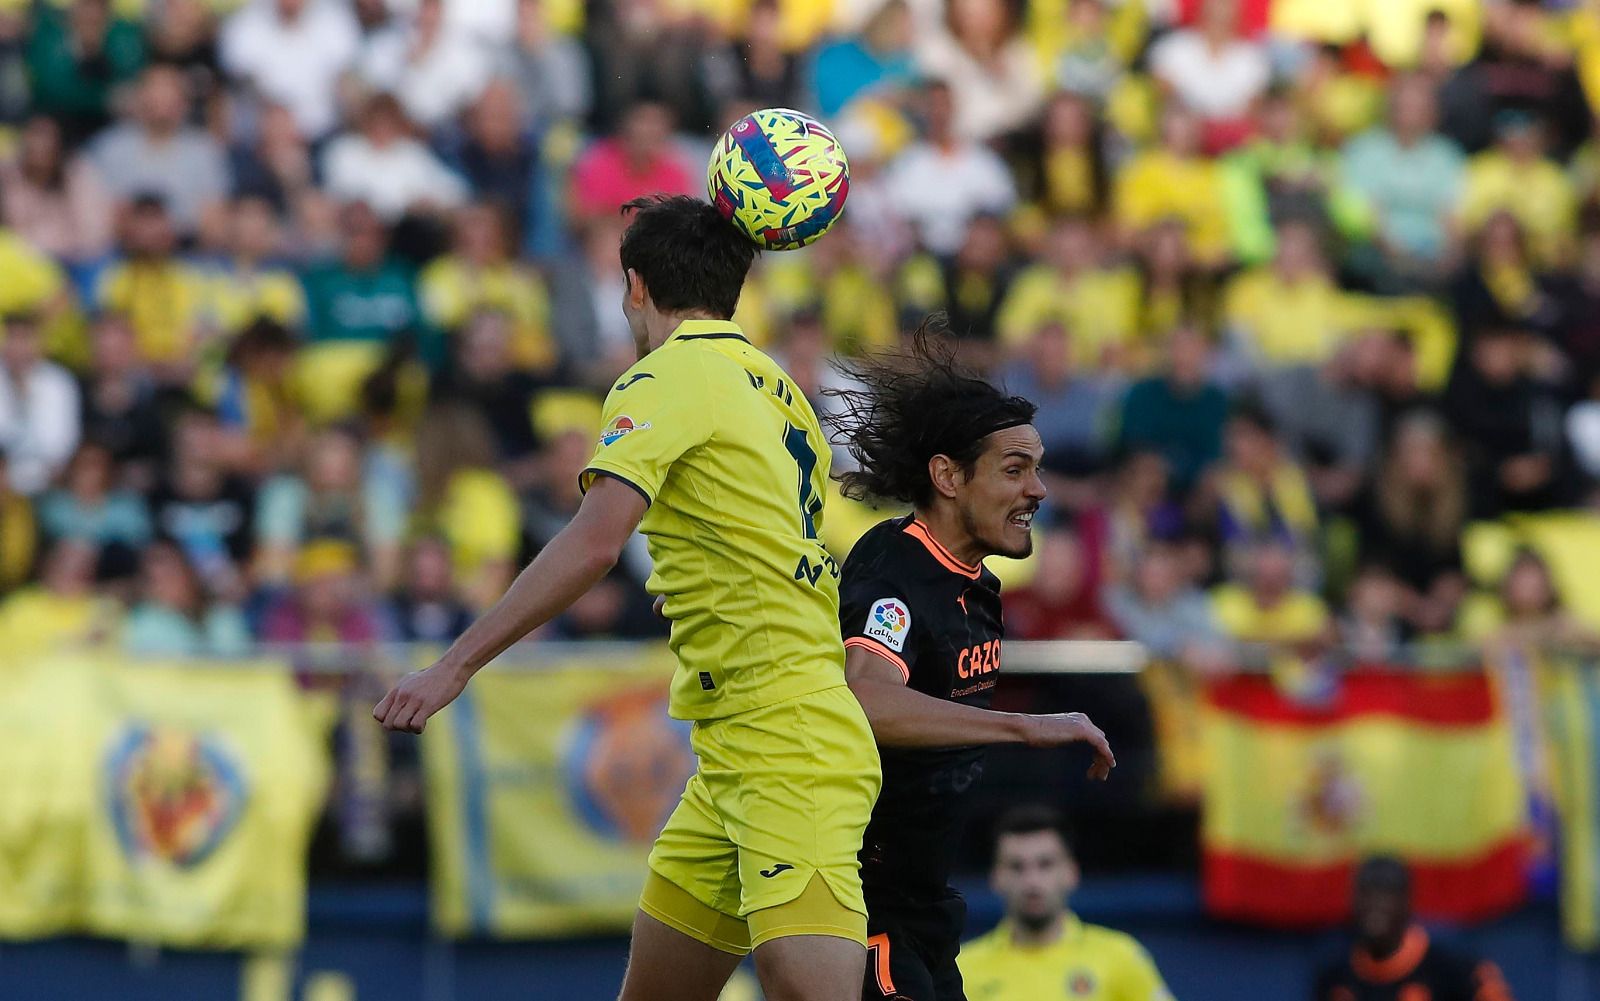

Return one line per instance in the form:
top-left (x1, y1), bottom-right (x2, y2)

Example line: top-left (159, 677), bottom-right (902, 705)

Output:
top-left (708, 108), bottom-right (850, 251)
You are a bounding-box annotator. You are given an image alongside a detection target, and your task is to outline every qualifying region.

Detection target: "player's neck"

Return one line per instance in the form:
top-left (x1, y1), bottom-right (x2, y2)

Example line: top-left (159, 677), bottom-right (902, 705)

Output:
top-left (913, 506), bottom-right (987, 568)
top-left (643, 309), bottom-right (728, 351)
top-left (1008, 912), bottom-right (1066, 947)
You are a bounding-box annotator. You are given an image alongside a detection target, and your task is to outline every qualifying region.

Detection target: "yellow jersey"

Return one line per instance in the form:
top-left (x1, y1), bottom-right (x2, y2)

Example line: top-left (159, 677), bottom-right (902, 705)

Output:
top-left (959, 916), bottom-right (1173, 1001)
top-left (580, 319), bottom-right (843, 720)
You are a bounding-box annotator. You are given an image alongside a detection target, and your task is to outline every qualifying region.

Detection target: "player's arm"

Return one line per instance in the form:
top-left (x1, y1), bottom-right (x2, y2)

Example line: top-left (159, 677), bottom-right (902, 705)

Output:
top-left (844, 645), bottom-right (1116, 779)
top-left (374, 475), bottom-right (647, 733)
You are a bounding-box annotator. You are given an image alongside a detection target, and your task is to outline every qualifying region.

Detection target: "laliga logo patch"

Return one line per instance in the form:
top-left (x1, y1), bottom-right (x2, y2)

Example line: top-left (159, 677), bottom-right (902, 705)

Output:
top-left (106, 725), bottom-right (246, 868)
top-left (600, 415), bottom-right (650, 447)
top-left (865, 597), bottom-right (910, 652)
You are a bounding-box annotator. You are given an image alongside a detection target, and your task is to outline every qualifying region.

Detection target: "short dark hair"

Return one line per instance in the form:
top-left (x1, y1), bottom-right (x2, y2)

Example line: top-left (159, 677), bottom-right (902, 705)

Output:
top-left (618, 195), bottom-right (757, 319)
top-left (992, 804), bottom-right (1070, 850)
top-left (827, 317), bottom-right (1037, 507)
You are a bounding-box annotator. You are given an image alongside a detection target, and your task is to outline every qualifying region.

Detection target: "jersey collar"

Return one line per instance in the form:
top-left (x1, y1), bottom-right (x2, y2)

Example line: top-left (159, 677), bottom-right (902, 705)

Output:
top-left (904, 518), bottom-right (983, 579)
top-left (667, 319), bottom-right (751, 344)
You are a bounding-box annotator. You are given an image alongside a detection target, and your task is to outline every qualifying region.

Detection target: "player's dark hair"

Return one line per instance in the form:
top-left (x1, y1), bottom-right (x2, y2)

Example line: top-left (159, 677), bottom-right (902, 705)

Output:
top-left (992, 804), bottom-right (1070, 849)
top-left (619, 195), bottom-right (758, 320)
top-left (827, 317), bottom-right (1037, 507)
top-left (1354, 856), bottom-right (1411, 896)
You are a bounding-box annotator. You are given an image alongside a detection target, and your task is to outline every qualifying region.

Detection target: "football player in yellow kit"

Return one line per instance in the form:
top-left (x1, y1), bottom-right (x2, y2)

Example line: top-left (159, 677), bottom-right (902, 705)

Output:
top-left (375, 196), bottom-right (879, 1001)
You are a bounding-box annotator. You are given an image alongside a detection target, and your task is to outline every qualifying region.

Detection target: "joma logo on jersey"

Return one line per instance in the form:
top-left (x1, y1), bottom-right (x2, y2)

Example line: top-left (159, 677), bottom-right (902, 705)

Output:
top-left (957, 639), bottom-right (1001, 679)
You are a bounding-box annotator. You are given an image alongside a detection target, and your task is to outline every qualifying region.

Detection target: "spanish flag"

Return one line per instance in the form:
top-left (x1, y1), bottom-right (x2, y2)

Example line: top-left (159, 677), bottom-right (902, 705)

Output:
top-left (1202, 670), bottom-right (1529, 926)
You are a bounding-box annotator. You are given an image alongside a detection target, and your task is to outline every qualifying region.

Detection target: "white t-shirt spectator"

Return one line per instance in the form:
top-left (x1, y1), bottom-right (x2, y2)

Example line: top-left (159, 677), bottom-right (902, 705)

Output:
top-left (915, 31), bottom-right (1043, 144)
top-left (1149, 30), bottom-right (1269, 121)
top-left (0, 360), bottom-right (81, 496)
top-left (220, 0), bottom-right (361, 138)
top-left (359, 24), bottom-right (491, 130)
top-left (886, 140), bottom-right (1017, 256)
top-left (321, 134), bottom-right (468, 220)
top-left (88, 125), bottom-right (229, 235)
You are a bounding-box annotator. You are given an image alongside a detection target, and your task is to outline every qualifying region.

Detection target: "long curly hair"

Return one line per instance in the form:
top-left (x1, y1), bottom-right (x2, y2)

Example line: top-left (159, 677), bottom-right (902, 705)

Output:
top-left (826, 316), bottom-right (1036, 507)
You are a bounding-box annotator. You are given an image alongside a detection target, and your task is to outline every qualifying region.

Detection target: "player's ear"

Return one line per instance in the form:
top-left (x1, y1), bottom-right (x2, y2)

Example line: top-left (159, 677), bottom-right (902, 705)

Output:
top-left (624, 268), bottom-right (647, 310)
top-left (928, 454), bottom-right (962, 500)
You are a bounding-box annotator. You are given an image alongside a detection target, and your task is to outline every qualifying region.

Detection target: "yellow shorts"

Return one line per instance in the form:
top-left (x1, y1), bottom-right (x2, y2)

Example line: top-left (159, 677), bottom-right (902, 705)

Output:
top-left (641, 685), bottom-right (881, 954)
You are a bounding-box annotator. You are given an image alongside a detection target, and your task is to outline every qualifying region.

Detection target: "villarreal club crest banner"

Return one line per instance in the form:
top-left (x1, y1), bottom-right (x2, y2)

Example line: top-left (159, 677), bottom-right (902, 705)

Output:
top-left (0, 656), bottom-right (330, 948)
top-left (422, 647), bottom-right (695, 937)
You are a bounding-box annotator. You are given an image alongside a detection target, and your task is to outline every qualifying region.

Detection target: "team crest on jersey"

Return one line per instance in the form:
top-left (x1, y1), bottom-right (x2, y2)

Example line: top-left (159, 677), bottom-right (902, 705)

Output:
top-left (600, 415), bottom-right (650, 446)
top-left (1067, 970), bottom-right (1097, 996)
top-left (865, 597), bottom-right (910, 652)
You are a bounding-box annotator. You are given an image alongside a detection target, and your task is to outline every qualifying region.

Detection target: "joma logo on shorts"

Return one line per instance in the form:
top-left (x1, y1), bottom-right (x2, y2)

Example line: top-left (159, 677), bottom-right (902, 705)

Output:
top-left (759, 864), bottom-right (795, 878)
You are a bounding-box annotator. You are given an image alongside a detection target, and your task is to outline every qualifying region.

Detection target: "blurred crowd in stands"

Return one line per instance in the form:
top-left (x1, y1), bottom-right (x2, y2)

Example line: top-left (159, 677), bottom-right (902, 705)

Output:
top-left (3, 0), bottom-right (1600, 701)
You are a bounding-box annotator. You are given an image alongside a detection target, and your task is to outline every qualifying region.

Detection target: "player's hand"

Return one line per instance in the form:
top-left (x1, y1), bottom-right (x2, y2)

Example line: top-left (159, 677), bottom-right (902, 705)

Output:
top-left (1029, 712), bottom-right (1116, 780)
top-left (373, 662), bottom-right (470, 734)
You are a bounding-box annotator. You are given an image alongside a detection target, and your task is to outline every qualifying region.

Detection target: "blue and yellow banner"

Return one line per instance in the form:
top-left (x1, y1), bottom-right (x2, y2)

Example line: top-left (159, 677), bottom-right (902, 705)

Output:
top-left (0, 656), bottom-right (330, 949)
top-left (422, 648), bottom-right (694, 938)
top-left (1545, 654), bottom-right (1600, 951)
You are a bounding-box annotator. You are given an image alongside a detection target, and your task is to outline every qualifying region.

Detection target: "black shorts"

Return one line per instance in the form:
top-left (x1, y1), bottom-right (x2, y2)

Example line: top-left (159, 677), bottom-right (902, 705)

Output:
top-left (862, 893), bottom-right (967, 1001)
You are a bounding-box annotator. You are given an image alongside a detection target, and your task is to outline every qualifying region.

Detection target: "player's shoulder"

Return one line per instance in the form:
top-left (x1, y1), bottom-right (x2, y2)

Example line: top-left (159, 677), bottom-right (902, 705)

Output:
top-left (841, 516), bottom-right (920, 575)
top-left (957, 925), bottom-right (1011, 965)
top-left (1079, 921), bottom-right (1159, 968)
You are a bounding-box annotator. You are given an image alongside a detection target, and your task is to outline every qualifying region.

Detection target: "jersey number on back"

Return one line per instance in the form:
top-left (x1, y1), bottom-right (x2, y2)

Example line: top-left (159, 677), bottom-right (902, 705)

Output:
top-left (782, 422), bottom-right (823, 540)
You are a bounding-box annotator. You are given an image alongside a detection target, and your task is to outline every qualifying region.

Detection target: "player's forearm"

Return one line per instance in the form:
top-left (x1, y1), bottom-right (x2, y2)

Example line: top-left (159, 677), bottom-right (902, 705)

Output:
top-left (848, 678), bottom-right (1033, 748)
top-left (436, 524), bottom-right (620, 678)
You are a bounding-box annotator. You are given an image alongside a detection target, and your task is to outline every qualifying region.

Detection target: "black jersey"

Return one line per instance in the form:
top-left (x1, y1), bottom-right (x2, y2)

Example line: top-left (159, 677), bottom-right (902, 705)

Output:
top-left (1314, 927), bottom-right (1513, 1001)
top-left (840, 515), bottom-right (1005, 907)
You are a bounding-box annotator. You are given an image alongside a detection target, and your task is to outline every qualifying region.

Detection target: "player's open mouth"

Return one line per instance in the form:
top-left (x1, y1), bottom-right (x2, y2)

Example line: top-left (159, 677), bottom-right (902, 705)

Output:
top-left (1009, 510), bottom-right (1035, 529)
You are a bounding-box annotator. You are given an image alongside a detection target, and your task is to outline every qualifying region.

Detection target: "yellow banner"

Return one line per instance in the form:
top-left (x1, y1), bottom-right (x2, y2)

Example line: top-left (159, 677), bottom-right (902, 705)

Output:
top-left (422, 648), bottom-right (694, 937)
top-left (0, 656), bottom-right (330, 948)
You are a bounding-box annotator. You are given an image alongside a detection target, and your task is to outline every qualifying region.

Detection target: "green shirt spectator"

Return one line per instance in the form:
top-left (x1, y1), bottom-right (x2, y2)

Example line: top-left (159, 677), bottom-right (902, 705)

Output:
top-left (26, 1), bottom-right (144, 139)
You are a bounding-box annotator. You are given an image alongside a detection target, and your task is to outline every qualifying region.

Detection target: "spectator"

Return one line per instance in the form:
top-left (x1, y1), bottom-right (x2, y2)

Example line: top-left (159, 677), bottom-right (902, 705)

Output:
top-left (1338, 564), bottom-right (1408, 662)
top-left (886, 80), bottom-right (1017, 256)
top-left (1315, 857), bottom-right (1515, 1001)
top-left (1356, 412), bottom-right (1468, 636)
top-left (1340, 73), bottom-right (1466, 286)
top-left (1004, 527), bottom-right (1116, 640)
top-left (914, 0), bottom-right (1044, 144)
top-left (321, 92), bottom-right (468, 222)
top-left (419, 203), bottom-right (555, 373)
top-left (1149, 0), bottom-right (1269, 150)
top-left (0, 451), bottom-right (38, 596)
top-left (1131, 219), bottom-right (1217, 342)
top-left (583, 1), bottom-right (710, 134)
top-left (960, 806), bottom-right (1174, 1000)
top-left (25, 0), bottom-right (145, 142)
top-left (1257, 334), bottom-right (1384, 513)
top-left (0, 114), bottom-right (115, 266)
top-left (382, 536), bottom-right (472, 643)
top-left (1457, 111), bottom-right (1577, 268)
top-left (1221, 218), bottom-right (1353, 368)
top-left (545, 215), bottom-right (632, 376)
top-left (0, 310), bottom-right (81, 497)
top-left (1091, 450), bottom-right (1187, 586)
top-left (809, 0), bottom-right (915, 117)
top-left (1209, 541), bottom-right (1331, 654)
top-left (302, 201), bottom-right (433, 365)
top-left (1113, 103), bottom-right (1230, 266)
top-left (254, 424), bottom-right (406, 589)
top-left (1484, 548), bottom-right (1598, 653)
top-left (703, 0), bottom-right (802, 111)
top-left (1451, 211), bottom-right (1562, 342)
top-left (78, 314), bottom-right (166, 488)
top-left (912, 213), bottom-right (1017, 350)
top-left (761, 219), bottom-right (899, 356)
top-left (1444, 327), bottom-right (1572, 516)
top-left (218, 0), bottom-right (360, 140)
top-left (0, 539), bottom-right (109, 658)
top-left (1104, 541), bottom-right (1221, 664)
top-left (499, 0), bottom-right (591, 131)
top-left (1556, 216), bottom-right (1600, 390)
top-left (1220, 87), bottom-right (1337, 267)
top-left (410, 403), bottom-right (520, 609)
top-left (0, 5), bottom-right (30, 132)
top-left (1010, 90), bottom-right (1111, 220)
top-left (259, 538), bottom-right (386, 645)
top-left (1119, 326), bottom-right (1229, 495)
top-left (88, 63), bottom-right (229, 237)
top-left (1049, 0), bottom-right (1128, 103)
top-left (432, 311), bottom-right (542, 471)
top-left (227, 102), bottom-right (318, 222)
top-left (440, 79), bottom-right (547, 254)
top-left (1207, 406), bottom-right (1319, 578)
top-left (145, 0), bottom-right (221, 104)
top-left (94, 194), bottom-right (209, 375)
top-left (121, 539), bottom-right (250, 656)
top-left (358, 0), bottom-right (489, 132)
top-left (149, 405), bottom-right (255, 599)
top-left (199, 194), bottom-right (307, 336)
top-left (37, 442), bottom-right (151, 577)
top-left (998, 322), bottom-right (1121, 477)
top-left (212, 318), bottom-right (306, 474)
top-left (568, 101), bottom-right (696, 224)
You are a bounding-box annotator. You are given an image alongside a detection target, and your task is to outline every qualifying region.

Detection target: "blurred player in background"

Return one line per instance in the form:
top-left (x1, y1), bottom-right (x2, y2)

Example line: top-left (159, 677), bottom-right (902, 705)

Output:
top-left (828, 329), bottom-right (1117, 1001)
top-left (1315, 857), bottom-right (1515, 1001)
top-left (959, 806), bottom-right (1171, 1001)
top-left (375, 195), bottom-right (879, 1001)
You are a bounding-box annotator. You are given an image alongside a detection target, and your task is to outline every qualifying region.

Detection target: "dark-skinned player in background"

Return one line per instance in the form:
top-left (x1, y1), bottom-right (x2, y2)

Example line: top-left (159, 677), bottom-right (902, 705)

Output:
top-left (825, 325), bottom-right (1118, 1001)
top-left (1315, 857), bottom-right (1514, 1001)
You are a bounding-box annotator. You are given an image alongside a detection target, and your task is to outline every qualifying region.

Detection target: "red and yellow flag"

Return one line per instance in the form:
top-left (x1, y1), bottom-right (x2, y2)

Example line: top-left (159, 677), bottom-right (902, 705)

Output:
top-left (1202, 670), bottom-right (1529, 926)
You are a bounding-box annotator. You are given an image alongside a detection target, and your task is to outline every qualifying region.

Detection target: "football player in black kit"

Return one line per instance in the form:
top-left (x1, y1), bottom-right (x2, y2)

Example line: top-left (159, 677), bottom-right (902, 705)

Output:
top-left (825, 329), bottom-right (1118, 1001)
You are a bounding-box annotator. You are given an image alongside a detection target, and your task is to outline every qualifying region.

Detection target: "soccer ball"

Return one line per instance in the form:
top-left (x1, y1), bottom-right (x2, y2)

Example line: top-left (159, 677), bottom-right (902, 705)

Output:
top-left (707, 108), bottom-right (850, 251)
